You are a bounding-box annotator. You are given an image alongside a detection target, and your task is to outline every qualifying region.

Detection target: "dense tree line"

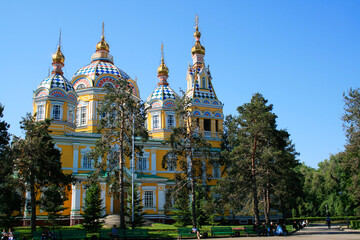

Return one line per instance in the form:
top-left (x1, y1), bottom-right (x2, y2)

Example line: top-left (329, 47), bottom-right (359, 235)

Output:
top-left (294, 88), bottom-right (360, 217)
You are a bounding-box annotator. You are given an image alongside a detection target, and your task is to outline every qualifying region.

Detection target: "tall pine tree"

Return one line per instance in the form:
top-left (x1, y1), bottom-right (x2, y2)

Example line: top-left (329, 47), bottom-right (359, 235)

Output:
top-left (125, 183), bottom-right (145, 228)
top-left (12, 113), bottom-right (72, 233)
top-left (162, 91), bottom-right (211, 229)
top-left (90, 77), bottom-right (148, 229)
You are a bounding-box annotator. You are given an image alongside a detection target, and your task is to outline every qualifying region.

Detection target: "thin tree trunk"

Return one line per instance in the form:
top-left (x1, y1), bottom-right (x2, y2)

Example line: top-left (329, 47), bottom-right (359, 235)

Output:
top-left (266, 184), bottom-right (270, 225)
top-left (263, 189), bottom-right (268, 225)
top-left (119, 114), bottom-right (125, 229)
top-left (251, 135), bottom-right (260, 224)
top-left (30, 176), bottom-right (36, 233)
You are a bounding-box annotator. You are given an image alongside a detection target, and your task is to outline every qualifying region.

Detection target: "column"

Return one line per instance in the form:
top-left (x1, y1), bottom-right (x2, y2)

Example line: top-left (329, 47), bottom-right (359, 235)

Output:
top-left (70, 183), bottom-right (81, 225)
top-left (100, 182), bottom-right (106, 216)
top-left (73, 143), bottom-right (79, 173)
top-left (151, 148), bottom-right (157, 175)
top-left (157, 184), bottom-right (166, 215)
top-left (23, 190), bottom-right (31, 226)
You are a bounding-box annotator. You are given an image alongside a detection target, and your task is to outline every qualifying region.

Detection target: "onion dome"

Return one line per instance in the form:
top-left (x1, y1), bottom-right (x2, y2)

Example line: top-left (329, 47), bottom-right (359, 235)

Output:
top-left (96, 35), bottom-right (110, 51)
top-left (52, 46), bottom-right (65, 64)
top-left (34, 46), bottom-right (77, 103)
top-left (191, 26), bottom-right (205, 55)
top-left (157, 57), bottom-right (169, 76)
top-left (147, 44), bottom-right (178, 105)
top-left (72, 23), bottom-right (133, 90)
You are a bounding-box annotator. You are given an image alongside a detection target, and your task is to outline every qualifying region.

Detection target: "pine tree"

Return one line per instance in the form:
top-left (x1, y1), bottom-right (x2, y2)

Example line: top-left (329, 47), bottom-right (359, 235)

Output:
top-left (0, 103), bottom-right (23, 227)
top-left (90, 77), bottom-right (148, 229)
top-left (125, 183), bottom-right (145, 228)
top-left (12, 113), bottom-right (72, 233)
top-left (40, 184), bottom-right (69, 229)
top-left (82, 173), bottom-right (104, 233)
top-left (162, 91), bottom-right (211, 229)
top-left (172, 187), bottom-right (191, 227)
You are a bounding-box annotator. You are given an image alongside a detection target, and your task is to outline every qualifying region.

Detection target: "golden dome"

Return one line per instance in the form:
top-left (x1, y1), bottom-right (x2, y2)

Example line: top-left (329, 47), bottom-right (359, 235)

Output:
top-left (191, 26), bottom-right (205, 55)
top-left (157, 57), bottom-right (169, 76)
top-left (96, 35), bottom-right (110, 51)
top-left (52, 46), bottom-right (65, 64)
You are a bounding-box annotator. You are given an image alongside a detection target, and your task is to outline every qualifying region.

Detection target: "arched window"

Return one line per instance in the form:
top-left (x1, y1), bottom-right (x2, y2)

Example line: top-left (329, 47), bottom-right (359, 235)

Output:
top-left (202, 77), bottom-right (206, 88)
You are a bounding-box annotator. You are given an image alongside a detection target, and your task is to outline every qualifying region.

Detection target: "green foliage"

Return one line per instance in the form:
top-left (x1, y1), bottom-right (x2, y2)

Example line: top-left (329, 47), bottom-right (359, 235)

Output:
top-left (40, 184), bottom-right (69, 228)
top-left (126, 183), bottom-right (145, 228)
top-left (172, 187), bottom-right (191, 227)
top-left (162, 90), bottom-right (212, 228)
top-left (90, 77), bottom-right (148, 229)
top-left (82, 174), bottom-right (104, 233)
top-left (218, 93), bottom-right (300, 224)
top-left (0, 104), bottom-right (23, 227)
top-left (12, 113), bottom-right (72, 233)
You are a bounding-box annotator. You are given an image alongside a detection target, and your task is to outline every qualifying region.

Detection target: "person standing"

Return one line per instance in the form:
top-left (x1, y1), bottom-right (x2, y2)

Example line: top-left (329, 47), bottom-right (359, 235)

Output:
top-left (326, 216), bottom-right (331, 229)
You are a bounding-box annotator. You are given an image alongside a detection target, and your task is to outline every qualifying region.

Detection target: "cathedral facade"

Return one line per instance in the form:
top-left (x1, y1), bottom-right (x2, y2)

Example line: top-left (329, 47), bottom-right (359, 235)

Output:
top-left (30, 22), bottom-right (224, 225)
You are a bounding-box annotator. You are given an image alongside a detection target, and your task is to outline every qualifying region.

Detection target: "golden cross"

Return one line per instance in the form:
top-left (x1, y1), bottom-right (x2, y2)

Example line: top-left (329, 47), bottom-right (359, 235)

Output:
top-left (195, 15), bottom-right (199, 28)
top-left (59, 29), bottom-right (62, 47)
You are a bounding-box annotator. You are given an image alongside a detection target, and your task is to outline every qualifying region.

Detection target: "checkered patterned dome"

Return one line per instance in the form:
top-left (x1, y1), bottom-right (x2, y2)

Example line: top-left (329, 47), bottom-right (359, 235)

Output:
top-left (38, 73), bottom-right (75, 92)
top-left (147, 85), bottom-right (177, 103)
top-left (73, 60), bottom-right (130, 84)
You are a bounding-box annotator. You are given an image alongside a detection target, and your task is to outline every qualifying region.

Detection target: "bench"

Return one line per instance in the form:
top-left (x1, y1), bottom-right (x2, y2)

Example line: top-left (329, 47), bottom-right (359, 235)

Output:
top-left (244, 226), bottom-right (258, 236)
top-left (33, 230), bottom-right (59, 240)
top-left (211, 227), bottom-right (235, 237)
top-left (125, 229), bottom-right (149, 239)
top-left (178, 228), bottom-right (197, 239)
top-left (58, 230), bottom-right (87, 240)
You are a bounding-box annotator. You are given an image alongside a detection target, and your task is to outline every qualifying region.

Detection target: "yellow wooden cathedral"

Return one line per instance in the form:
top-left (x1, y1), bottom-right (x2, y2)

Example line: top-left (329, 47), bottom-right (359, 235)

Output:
top-left (30, 20), bottom-right (224, 225)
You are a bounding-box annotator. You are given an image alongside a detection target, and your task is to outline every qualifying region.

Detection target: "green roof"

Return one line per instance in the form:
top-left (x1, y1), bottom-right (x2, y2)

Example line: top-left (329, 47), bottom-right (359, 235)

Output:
top-left (136, 173), bottom-right (168, 179)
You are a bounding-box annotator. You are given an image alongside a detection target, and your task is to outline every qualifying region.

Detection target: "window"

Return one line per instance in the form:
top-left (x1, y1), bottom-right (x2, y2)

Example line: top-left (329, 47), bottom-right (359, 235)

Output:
top-left (81, 147), bottom-right (93, 169)
top-left (213, 163), bottom-right (221, 179)
top-left (144, 191), bottom-right (154, 208)
top-left (52, 105), bottom-right (61, 120)
top-left (152, 115), bottom-right (159, 129)
top-left (37, 105), bottom-right (45, 121)
top-left (77, 106), bottom-right (87, 126)
top-left (204, 119), bottom-right (211, 131)
top-left (202, 77), bottom-right (206, 88)
top-left (137, 157), bottom-right (148, 171)
top-left (82, 154), bottom-right (92, 169)
top-left (76, 84), bottom-right (86, 90)
top-left (68, 107), bottom-right (75, 124)
top-left (167, 115), bottom-right (175, 128)
top-left (215, 120), bottom-right (219, 132)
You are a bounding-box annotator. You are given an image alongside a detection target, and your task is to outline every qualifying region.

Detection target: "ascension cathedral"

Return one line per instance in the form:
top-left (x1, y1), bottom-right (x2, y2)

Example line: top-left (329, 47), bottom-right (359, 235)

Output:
top-left (29, 21), bottom-right (224, 225)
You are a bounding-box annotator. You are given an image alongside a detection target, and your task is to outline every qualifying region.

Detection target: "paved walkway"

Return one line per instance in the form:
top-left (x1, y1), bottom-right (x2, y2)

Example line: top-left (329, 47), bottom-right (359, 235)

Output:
top-left (204, 224), bottom-right (360, 240)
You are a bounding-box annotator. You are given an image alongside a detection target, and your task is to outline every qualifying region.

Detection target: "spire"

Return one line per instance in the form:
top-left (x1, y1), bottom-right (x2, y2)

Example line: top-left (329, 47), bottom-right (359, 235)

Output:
top-left (157, 43), bottom-right (169, 85)
top-left (96, 22), bottom-right (110, 51)
top-left (51, 31), bottom-right (65, 74)
top-left (191, 15), bottom-right (205, 56)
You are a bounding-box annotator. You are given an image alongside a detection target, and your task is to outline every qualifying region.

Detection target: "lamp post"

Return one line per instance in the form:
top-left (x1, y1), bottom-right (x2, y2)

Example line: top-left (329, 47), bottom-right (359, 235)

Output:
top-left (131, 111), bottom-right (135, 229)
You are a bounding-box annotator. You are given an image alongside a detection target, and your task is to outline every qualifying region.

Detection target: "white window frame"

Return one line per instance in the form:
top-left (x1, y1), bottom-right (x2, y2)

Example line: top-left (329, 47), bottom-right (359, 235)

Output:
top-left (52, 104), bottom-right (61, 120)
top-left (77, 106), bottom-right (88, 127)
top-left (202, 77), bottom-right (206, 88)
top-left (152, 114), bottom-right (160, 130)
top-left (144, 191), bottom-right (154, 208)
top-left (36, 104), bottom-right (45, 121)
top-left (212, 162), bottom-right (221, 179)
top-left (81, 146), bottom-right (93, 169)
top-left (166, 153), bottom-right (177, 171)
top-left (67, 106), bottom-right (75, 124)
top-left (166, 114), bottom-right (175, 129)
top-left (136, 151), bottom-right (150, 171)
top-left (142, 186), bottom-right (157, 209)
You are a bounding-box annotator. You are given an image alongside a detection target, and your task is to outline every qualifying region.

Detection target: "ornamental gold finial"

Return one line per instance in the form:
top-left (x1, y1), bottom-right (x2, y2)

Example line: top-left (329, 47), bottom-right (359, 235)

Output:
top-left (191, 15), bottom-right (205, 55)
top-left (96, 22), bottom-right (110, 51)
top-left (157, 43), bottom-right (169, 76)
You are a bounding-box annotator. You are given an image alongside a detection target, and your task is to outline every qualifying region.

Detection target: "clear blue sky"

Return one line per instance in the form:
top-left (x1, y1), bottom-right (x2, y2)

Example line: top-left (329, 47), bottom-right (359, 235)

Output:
top-left (1, 0), bottom-right (359, 168)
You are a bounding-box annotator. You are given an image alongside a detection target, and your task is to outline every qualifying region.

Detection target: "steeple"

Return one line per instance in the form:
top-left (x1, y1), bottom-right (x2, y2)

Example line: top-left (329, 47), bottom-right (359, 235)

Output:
top-left (96, 22), bottom-right (110, 51)
top-left (51, 31), bottom-right (65, 74)
top-left (157, 43), bottom-right (169, 86)
top-left (191, 15), bottom-right (205, 66)
top-left (92, 22), bottom-right (113, 62)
